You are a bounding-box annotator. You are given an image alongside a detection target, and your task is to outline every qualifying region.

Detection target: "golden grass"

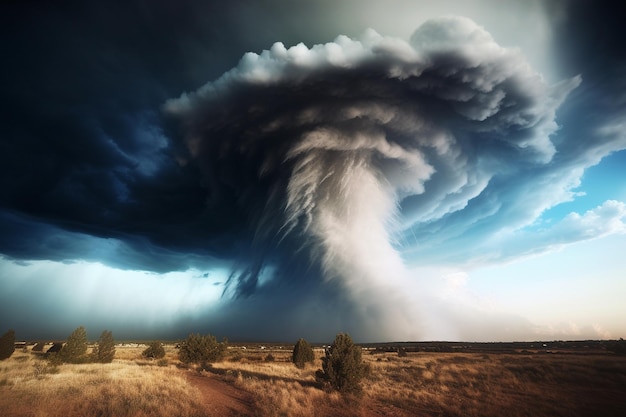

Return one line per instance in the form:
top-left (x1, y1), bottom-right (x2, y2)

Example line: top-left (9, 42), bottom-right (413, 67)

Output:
top-left (2, 345), bottom-right (625, 417)
top-left (212, 352), bottom-right (348, 417)
top-left (361, 352), bottom-right (626, 417)
top-left (113, 343), bottom-right (179, 363)
top-left (0, 349), bottom-right (205, 417)
top-left (211, 349), bottom-right (626, 417)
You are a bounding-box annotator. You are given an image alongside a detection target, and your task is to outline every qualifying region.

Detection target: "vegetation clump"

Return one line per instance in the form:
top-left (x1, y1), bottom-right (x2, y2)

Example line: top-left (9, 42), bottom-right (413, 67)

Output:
top-left (142, 341), bottom-right (166, 359)
top-left (178, 333), bottom-right (227, 364)
top-left (0, 329), bottom-right (16, 360)
top-left (58, 326), bottom-right (89, 364)
top-left (292, 338), bottom-right (315, 368)
top-left (92, 330), bottom-right (116, 363)
top-left (318, 333), bottom-right (367, 394)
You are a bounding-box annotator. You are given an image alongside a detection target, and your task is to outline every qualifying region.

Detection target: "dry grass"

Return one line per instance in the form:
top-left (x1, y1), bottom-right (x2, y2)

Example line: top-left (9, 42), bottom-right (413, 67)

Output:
top-left (210, 349), bottom-right (626, 417)
top-left (0, 348), bottom-right (205, 417)
top-left (362, 352), bottom-right (626, 417)
top-left (2, 345), bottom-right (626, 417)
top-left (113, 343), bottom-right (179, 364)
top-left (211, 349), bottom-right (351, 417)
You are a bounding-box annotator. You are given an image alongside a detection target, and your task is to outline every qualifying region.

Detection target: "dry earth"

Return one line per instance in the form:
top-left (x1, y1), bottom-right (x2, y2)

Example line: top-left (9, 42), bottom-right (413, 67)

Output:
top-left (186, 372), bottom-right (257, 417)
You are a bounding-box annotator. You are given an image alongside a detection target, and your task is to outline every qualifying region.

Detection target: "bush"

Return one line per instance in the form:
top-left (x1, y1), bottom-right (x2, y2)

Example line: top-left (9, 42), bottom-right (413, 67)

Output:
top-left (142, 341), bottom-right (166, 359)
top-left (33, 361), bottom-right (59, 379)
top-left (59, 326), bottom-right (89, 363)
top-left (0, 329), bottom-right (16, 360)
top-left (92, 330), bottom-right (116, 363)
top-left (178, 333), bottom-right (227, 364)
top-left (265, 353), bottom-right (275, 362)
top-left (292, 338), bottom-right (315, 368)
top-left (319, 333), bottom-right (366, 394)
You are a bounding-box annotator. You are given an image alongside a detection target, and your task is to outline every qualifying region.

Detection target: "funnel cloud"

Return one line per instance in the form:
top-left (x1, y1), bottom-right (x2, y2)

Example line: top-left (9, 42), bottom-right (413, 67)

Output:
top-left (1, 1), bottom-right (625, 342)
top-left (161, 17), bottom-right (578, 338)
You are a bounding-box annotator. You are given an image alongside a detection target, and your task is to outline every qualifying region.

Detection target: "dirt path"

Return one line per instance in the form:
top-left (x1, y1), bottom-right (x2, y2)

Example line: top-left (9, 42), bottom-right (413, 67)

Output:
top-left (186, 372), bottom-right (257, 417)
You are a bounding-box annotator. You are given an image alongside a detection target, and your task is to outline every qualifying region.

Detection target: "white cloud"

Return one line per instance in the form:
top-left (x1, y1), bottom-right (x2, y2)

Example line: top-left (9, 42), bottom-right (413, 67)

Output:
top-left (484, 200), bottom-right (626, 263)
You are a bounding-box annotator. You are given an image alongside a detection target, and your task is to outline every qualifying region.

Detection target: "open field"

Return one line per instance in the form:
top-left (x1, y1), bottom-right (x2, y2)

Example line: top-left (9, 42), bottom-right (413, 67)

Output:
top-left (1, 343), bottom-right (625, 417)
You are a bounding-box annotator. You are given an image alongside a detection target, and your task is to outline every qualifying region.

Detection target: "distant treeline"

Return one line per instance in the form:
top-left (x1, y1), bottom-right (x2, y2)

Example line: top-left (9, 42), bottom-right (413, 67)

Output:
top-left (362, 339), bottom-right (625, 354)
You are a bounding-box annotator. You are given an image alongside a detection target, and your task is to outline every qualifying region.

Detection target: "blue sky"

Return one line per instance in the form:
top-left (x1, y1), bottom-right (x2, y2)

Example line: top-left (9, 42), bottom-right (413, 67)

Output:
top-left (1, 0), bottom-right (624, 342)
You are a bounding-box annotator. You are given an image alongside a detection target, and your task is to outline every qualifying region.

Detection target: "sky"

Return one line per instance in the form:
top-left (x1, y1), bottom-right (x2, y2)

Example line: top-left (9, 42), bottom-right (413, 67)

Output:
top-left (1, 0), bottom-right (625, 343)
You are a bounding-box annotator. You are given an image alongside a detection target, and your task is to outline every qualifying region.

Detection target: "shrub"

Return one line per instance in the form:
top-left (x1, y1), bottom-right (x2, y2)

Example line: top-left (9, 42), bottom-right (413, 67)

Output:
top-left (292, 338), bottom-right (315, 368)
top-left (319, 333), bottom-right (366, 394)
top-left (59, 326), bottom-right (89, 363)
top-left (0, 329), bottom-right (16, 360)
top-left (178, 333), bottom-right (227, 364)
top-left (92, 330), bottom-right (116, 363)
top-left (142, 341), bottom-right (166, 359)
top-left (33, 361), bottom-right (59, 379)
top-left (265, 353), bottom-right (275, 362)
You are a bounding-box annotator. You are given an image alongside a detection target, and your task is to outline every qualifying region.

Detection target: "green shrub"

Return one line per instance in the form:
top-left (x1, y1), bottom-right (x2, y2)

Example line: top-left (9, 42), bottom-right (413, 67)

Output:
top-left (142, 341), bottom-right (166, 359)
top-left (59, 326), bottom-right (89, 364)
top-left (178, 333), bottom-right (227, 364)
top-left (0, 329), bottom-right (16, 360)
top-left (318, 333), bottom-right (366, 394)
top-left (92, 330), bottom-right (116, 363)
top-left (292, 338), bottom-right (315, 368)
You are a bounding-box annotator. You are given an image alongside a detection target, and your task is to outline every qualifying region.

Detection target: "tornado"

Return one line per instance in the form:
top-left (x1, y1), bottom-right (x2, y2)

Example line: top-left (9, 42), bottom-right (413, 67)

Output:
top-left (164, 17), bottom-right (579, 339)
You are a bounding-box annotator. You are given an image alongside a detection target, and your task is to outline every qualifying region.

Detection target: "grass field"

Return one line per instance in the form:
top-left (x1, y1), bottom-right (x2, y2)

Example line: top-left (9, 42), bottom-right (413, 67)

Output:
top-left (0, 345), bottom-right (205, 417)
top-left (1, 344), bottom-right (625, 417)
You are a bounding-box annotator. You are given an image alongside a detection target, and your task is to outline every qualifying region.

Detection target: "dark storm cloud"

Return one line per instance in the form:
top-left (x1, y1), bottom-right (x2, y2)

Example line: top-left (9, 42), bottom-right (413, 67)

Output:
top-left (2, 1), bottom-right (625, 341)
top-left (164, 16), bottom-right (578, 301)
top-left (0, 1), bottom-right (318, 267)
top-left (0, 0), bottom-right (383, 270)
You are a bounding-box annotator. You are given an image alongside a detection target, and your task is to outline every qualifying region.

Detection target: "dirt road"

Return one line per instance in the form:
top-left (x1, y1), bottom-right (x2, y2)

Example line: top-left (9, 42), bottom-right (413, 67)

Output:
top-left (186, 372), bottom-right (257, 417)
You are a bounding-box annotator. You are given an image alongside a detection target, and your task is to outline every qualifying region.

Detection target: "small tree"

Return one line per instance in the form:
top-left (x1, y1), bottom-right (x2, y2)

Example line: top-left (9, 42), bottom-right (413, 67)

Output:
top-left (0, 329), bottom-right (16, 360)
top-left (59, 326), bottom-right (89, 363)
top-left (178, 333), bottom-right (227, 364)
top-left (292, 338), bottom-right (315, 368)
top-left (92, 330), bottom-right (116, 363)
top-left (142, 341), bottom-right (166, 359)
top-left (318, 333), bottom-right (366, 394)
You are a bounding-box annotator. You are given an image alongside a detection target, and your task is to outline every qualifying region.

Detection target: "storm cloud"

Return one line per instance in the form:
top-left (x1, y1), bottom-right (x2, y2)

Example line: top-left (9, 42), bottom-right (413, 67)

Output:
top-left (1, 1), bottom-right (625, 342)
top-left (163, 17), bottom-right (578, 309)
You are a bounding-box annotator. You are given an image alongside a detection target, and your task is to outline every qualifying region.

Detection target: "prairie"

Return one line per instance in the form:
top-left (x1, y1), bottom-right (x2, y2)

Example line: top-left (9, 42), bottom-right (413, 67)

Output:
top-left (1, 343), bottom-right (625, 417)
top-left (0, 346), bottom-right (205, 417)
